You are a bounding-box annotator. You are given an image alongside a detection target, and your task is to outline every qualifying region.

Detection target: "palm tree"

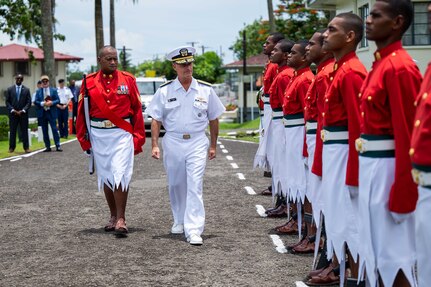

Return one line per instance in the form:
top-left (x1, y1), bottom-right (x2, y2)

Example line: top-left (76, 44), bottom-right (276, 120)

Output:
top-left (267, 0), bottom-right (275, 33)
top-left (41, 0), bottom-right (55, 84)
top-left (95, 0), bottom-right (104, 67)
top-left (110, 0), bottom-right (115, 48)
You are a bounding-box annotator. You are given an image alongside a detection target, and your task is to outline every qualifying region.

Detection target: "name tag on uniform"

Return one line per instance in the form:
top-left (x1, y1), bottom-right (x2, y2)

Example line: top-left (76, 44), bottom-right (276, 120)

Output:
top-left (168, 98), bottom-right (177, 102)
top-left (194, 96), bottom-right (207, 104)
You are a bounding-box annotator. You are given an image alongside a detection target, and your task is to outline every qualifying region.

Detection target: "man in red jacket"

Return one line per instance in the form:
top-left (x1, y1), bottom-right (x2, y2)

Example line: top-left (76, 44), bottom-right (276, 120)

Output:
top-left (356, 1), bottom-right (422, 286)
top-left (308, 13), bottom-right (367, 286)
top-left (76, 46), bottom-right (145, 235)
top-left (411, 4), bottom-right (431, 286)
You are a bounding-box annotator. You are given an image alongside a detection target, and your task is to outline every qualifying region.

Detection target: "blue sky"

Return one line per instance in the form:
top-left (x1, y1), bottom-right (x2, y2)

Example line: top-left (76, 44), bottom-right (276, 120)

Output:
top-left (0, 0), bottom-right (281, 71)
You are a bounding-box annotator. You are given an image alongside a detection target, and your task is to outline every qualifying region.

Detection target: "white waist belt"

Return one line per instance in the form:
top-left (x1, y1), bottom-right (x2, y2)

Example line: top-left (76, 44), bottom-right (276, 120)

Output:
top-left (412, 169), bottom-right (431, 186)
top-left (283, 117), bottom-right (305, 127)
top-left (263, 97), bottom-right (270, 104)
top-left (355, 138), bottom-right (395, 153)
top-left (321, 129), bottom-right (348, 142)
top-left (90, 118), bottom-right (130, 128)
top-left (272, 110), bottom-right (283, 118)
top-left (306, 121), bottom-right (318, 131)
top-left (167, 131), bottom-right (205, 140)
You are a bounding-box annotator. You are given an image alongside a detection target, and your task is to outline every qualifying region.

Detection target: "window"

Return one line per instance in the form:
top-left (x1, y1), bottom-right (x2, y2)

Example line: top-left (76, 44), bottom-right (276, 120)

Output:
top-left (359, 4), bottom-right (369, 48)
top-left (15, 61), bottom-right (30, 76)
top-left (403, 2), bottom-right (431, 46)
top-left (0, 61), bottom-right (3, 77)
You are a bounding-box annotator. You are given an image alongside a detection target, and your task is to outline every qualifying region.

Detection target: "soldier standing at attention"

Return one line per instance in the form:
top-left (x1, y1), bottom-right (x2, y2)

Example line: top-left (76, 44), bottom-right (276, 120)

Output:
top-left (146, 46), bottom-right (225, 245)
top-left (410, 5), bottom-right (431, 286)
top-left (76, 45), bottom-right (145, 235)
top-left (311, 13), bottom-right (367, 286)
top-left (356, 1), bottom-right (422, 286)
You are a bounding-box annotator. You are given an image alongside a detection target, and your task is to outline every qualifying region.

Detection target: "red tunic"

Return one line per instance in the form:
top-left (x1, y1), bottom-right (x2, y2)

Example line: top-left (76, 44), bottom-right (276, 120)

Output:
top-left (411, 62), bottom-right (431, 173)
top-left (76, 70), bottom-right (145, 155)
top-left (323, 51), bottom-right (367, 186)
top-left (360, 41), bottom-right (421, 213)
top-left (283, 67), bottom-right (314, 115)
top-left (269, 65), bottom-right (294, 109)
top-left (308, 58), bottom-right (335, 176)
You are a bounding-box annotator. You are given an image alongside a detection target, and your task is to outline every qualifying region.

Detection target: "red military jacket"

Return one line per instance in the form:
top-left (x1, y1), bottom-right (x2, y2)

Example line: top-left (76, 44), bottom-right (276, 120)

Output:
top-left (283, 67), bottom-right (314, 115)
top-left (360, 41), bottom-right (421, 213)
top-left (411, 62), bottom-right (431, 175)
top-left (259, 61), bottom-right (276, 110)
top-left (269, 65), bottom-right (294, 110)
top-left (323, 51), bottom-right (367, 186)
top-left (308, 58), bottom-right (335, 176)
top-left (76, 70), bottom-right (145, 155)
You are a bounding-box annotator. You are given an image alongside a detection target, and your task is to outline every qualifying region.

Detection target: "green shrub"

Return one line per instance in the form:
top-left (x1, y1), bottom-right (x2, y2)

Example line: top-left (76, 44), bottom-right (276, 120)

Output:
top-left (0, 115), bottom-right (8, 141)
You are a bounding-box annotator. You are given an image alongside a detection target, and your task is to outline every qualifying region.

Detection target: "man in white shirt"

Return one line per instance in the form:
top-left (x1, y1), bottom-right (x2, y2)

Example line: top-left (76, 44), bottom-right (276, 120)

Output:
top-left (146, 46), bottom-right (225, 245)
top-left (56, 78), bottom-right (73, 138)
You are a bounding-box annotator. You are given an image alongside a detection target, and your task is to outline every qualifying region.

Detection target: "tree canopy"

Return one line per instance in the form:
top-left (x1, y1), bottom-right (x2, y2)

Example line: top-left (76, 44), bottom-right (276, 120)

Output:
top-left (230, 0), bottom-right (328, 60)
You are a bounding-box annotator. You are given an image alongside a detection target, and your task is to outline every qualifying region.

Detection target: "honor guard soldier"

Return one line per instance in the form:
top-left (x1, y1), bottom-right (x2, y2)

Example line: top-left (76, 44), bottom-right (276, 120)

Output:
top-left (254, 33), bottom-right (285, 197)
top-left (76, 46), bottom-right (145, 235)
top-left (411, 5), bottom-right (431, 286)
top-left (356, 1), bottom-right (422, 286)
top-left (315, 13), bottom-right (367, 286)
top-left (146, 46), bottom-right (225, 245)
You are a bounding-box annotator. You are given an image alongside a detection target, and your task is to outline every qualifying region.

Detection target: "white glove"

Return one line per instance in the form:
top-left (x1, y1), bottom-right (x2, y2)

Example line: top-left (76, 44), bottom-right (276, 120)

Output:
top-left (390, 211), bottom-right (413, 224)
top-left (84, 149), bottom-right (92, 158)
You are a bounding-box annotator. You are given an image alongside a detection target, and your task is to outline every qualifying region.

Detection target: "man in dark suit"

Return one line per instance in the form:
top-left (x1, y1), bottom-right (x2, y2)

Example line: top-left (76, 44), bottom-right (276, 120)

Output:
top-left (34, 75), bottom-right (62, 152)
top-left (6, 74), bottom-right (32, 153)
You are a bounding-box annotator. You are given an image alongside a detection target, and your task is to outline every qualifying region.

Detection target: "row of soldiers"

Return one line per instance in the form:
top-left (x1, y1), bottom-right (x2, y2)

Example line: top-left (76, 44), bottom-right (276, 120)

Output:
top-left (253, 1), bottom-right (430, 286)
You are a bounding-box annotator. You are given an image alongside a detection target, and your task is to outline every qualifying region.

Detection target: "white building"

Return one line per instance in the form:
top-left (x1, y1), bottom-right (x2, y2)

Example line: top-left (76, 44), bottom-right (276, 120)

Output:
top-left (307, 0), bottom-right (431, 74)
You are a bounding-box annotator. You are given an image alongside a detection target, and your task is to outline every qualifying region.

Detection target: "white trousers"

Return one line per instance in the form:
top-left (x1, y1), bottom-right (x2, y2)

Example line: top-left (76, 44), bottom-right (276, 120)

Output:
top-left (358, 156), bottom-right (416, 287)
top-left (91, 128), bottom-right (134, 192)
top-left (162, 132), bottom-right (209, 238)
top-left (416, 186), bottom-right (431, 287)
top-left (322, 144), bottom-right (359, 262)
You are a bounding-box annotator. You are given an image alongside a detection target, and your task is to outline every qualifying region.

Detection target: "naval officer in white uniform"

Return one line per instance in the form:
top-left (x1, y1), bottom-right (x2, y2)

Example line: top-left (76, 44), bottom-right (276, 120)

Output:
top-left (146, 46), bottom-right (225, 245)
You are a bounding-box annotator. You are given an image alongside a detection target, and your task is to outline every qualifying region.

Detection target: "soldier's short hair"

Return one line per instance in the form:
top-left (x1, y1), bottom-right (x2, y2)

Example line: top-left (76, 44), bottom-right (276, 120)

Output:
top-left (335, 12), bottom-right (364, 46)
top-left (269, 32), bottom-right (285, 44)
top-left (377, 0), bottom-right (413, 34)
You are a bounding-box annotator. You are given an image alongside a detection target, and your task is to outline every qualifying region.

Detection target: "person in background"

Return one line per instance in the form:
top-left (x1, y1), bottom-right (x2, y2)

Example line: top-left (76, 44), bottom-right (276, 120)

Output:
top-left (5, 74), bottom-right (32, 153)
top-left (69, 79), bottom-right (79, 134)
top-left (34, 75), bottom-right (62, 152)
top-left (57, 79), bottom-right (73, 138)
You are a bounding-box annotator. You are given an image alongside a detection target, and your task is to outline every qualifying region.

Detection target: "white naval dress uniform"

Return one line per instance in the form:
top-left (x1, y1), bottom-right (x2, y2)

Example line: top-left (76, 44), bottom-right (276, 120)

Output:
top-left (146, 78), bottom-right (225, 238)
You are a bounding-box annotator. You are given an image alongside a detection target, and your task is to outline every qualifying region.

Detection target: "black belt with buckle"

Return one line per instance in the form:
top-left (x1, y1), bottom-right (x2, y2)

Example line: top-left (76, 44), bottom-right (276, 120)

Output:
top-left (183, 134), bottom-right (191, 139)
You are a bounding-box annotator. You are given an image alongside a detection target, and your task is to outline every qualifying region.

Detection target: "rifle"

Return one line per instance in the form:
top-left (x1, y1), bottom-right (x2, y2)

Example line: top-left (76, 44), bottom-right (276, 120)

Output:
top-left (83, 74), bottom-right (94, 174)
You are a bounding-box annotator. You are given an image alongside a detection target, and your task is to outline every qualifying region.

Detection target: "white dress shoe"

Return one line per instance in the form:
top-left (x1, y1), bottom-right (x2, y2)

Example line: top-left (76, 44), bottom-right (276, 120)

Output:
top-left (171, 223), bottom-right (184, 234)
top-left (187, 234), bottom-right (203, 245)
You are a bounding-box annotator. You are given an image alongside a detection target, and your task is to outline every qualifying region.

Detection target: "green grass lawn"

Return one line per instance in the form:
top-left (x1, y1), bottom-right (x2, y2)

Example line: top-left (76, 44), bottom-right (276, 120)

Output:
top-left (219, 118), bottom-right (260, 130)
top-left (0, 135), bottom-right (76, 159)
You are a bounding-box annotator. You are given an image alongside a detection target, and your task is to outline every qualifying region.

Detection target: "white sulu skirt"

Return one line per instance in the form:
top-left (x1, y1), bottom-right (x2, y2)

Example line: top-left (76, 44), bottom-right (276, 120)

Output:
top-left (269, 118), bottom-right (286, 197)
top-left (282, 125), bottom-right (307, 203)
top-left (306, 133), bottom-right (323, 224)
top-left (358, 156), bottom-right (416, 287)
top-left (253, 105), bottom-right (272, 169)
top-left (90, 127), bottom-right (134, 192)
top-left (416, 186), bottom-right (431, 287)
top-left (321, 143), bottom-right (359, 262)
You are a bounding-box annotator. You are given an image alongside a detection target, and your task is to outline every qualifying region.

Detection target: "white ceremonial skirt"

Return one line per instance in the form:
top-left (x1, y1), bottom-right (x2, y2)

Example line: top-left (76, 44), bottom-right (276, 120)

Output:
top-left (253, 105), bottom-right (272, 169)
top-left (282, 126), bottom-right (307, 203)
top-left (306, 134), bottom-right (323, 224)
top-left (416, 186), bottom-right (431, 287)
top-left (358, 156), bottom-right (416, 287)
top-left (162, 132), bottom-right (209, 238)
top-left (91, 128), bottom-right (134, 192)
top-left (269, 118), bottom-right (286, 197)
top-left (321, 144), bottom-right (359, 262)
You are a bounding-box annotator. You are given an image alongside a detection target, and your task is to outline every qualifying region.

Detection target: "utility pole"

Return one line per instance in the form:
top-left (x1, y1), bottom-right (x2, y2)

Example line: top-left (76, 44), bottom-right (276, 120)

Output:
top-left (186, 41), bottom-right (199, 48)
top-left (242, 30), bottom-right (248, 122)
top-left (199, 45), bottom-right (210, 54)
